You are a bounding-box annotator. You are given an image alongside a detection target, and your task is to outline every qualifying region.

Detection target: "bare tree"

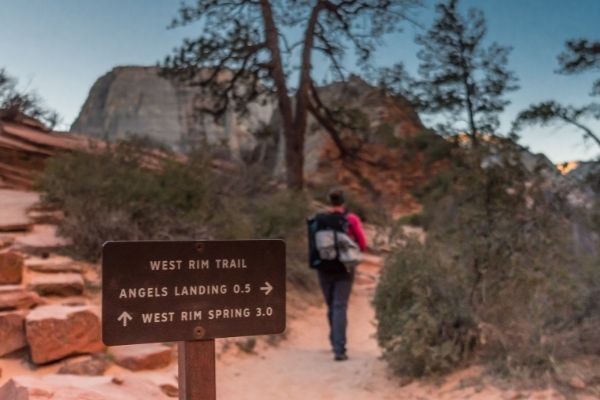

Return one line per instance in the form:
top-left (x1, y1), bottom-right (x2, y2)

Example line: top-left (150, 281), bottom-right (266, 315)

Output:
top-left (162, 0), bottom-right (420, 189)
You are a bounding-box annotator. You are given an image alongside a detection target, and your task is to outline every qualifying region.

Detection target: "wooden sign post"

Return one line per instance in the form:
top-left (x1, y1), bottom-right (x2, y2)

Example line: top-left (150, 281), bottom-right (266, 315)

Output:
top-left (178, 340), bottom-right (216, 400)
top-left (101, 240), bottom-right (286, 400)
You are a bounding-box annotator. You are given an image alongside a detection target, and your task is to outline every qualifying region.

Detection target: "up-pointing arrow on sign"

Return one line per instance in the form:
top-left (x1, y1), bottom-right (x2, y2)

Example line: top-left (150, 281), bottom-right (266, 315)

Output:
top-left (118, 311), bottom-right (133, 327)
top-left (260, 282), bottom-right (273, 295)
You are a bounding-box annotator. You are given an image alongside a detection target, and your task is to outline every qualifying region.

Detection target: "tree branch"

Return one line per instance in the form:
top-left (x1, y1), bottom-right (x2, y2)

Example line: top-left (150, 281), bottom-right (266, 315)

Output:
top-left (308, 80), bottom-right (390, 168)
top-left (513, 101), bottom-right (600, 149)
top-left (306, 102), bottom-right (349, 158)
top-left (294, 1), bottom-right (327, 128)
top-left (561, 115), bottom-right (600, 148)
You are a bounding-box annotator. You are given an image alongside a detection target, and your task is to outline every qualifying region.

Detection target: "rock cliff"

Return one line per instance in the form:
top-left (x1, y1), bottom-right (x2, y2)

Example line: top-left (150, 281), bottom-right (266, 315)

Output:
top-left (71, 66), bottom-right (275, 163)
top-left (71, 67), bottom-right (424, 173)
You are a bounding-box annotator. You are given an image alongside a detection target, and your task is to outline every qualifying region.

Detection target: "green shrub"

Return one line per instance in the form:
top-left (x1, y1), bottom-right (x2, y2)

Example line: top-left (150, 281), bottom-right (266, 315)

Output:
top-left (375, 241), bottom-right (477, 377)
top-left (396, 212), bottom-right (423, 227)
top-left (252, 191), bottom-right (316, 291)
top-left (375, 141), bottom-right (600, 378)
top-left (373, 123), bottom-right (401, 147)
top-left (399, 130), bottom-right (455, 165)
top-left (38, 139), bottom-right (317, 291)
top-left (39, 143), bottom-right (217, 260)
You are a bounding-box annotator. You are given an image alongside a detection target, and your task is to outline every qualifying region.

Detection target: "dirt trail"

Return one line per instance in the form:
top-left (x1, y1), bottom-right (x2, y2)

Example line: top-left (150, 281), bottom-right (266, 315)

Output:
top-left (217, 254), bottom-right (400, 400)
top-left (216, 254), bottom-right (571, 400)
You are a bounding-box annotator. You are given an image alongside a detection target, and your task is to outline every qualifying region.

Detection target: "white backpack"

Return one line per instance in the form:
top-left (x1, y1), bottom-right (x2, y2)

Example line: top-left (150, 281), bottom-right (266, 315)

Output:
top-left (315, 229), bottom-right (361, 268)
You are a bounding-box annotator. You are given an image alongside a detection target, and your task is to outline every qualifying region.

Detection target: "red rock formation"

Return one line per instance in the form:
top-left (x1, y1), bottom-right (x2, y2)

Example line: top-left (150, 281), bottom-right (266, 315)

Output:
top-left (0, 310), bottom-right (27, 356)
top-left (25, 305), bottom-right (103, 364)
top-left (27, 272), bottom-right (85, 297)
top-left (0, 286), bottom-right (44, 311)
top-left (109, 344), bottom-right (173, 371)
top-left (0, 113), bottom-right (97, 189)
top-left (0, 252), bottom-right (23, 285)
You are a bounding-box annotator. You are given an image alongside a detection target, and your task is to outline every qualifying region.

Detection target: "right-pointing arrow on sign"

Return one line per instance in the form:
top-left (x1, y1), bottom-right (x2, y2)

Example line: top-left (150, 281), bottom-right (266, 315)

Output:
top-left (118, 311), bottom-right (133, 327)
top-left (260, 282), bottom-right (273, 295)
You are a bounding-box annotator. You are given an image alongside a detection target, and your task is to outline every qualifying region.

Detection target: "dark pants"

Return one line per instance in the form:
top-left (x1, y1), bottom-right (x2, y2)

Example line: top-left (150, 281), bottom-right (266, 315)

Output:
top-left (318, 269), bottom-right (354, 356)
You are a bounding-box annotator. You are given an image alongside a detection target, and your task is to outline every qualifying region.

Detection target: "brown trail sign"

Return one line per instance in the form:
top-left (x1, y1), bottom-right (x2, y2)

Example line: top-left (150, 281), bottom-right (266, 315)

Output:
top-left (102, 240), bottom-right (286, 399)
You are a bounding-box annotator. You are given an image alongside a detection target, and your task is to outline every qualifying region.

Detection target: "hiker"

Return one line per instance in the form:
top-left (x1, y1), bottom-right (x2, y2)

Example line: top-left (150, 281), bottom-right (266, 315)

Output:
top-left (307, 188), bottom-right (367, 361)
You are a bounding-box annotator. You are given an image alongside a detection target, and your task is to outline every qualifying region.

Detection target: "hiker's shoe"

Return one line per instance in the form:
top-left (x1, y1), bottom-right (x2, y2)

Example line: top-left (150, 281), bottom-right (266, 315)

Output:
top-left (334, 353), bottom-right (348, 361)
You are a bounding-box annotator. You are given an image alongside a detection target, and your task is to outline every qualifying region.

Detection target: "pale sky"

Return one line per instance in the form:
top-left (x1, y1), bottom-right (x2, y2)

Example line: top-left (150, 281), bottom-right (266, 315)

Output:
top-left (1, 0), bottom-right (599, 163)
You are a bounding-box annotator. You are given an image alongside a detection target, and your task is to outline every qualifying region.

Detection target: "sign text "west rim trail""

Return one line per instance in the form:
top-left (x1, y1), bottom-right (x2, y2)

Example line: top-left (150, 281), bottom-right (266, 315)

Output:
top-left (102, 240), bottom-right (286, 346)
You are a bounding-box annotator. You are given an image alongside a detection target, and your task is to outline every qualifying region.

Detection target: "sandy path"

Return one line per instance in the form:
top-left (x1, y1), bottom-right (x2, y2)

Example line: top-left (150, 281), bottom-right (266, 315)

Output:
top-left (215, 255), bottom-right (571, 400)
top-left (217, 256), bottom-right (403, 400)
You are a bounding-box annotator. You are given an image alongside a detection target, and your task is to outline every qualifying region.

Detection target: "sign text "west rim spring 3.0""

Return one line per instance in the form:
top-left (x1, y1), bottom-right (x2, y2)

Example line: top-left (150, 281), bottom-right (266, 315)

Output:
top-left (101, 240), bottom-right (286, 345)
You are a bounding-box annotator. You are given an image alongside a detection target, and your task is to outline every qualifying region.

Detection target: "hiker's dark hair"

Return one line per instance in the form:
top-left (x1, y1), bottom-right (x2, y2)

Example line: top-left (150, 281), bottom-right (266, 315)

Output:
top-left (328, 188), bottom-right (345, 206)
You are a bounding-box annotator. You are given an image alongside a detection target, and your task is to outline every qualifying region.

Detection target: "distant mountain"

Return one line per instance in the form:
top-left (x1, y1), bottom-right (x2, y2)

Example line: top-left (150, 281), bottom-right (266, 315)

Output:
top-left (71, 66), bottom-right (275, 162)
top-left (71, 67), bottom-right (424, 174)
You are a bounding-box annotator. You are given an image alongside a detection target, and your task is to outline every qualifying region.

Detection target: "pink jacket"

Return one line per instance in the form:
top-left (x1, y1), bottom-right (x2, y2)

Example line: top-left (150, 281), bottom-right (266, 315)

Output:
top-left (330, 207), bottom-right (367, 252)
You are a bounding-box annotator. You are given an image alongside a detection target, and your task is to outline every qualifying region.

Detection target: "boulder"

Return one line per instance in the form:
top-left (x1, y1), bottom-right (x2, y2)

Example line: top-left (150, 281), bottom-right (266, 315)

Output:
top-left (109, 344), bottom-right (173, 371)
top-left (0, 374), bottom-right (170, 400)
top-left (0, 252), bottom-right (23, 284)
top-left (25, 305), bottom-right (103, 364)
top-left (26, 255), bottom-right (84, 273)
top-left (0, 286), bottom-right (44, 311)
top-left (27, 272), bottom-right (84, 296)
top-left (0, 310), bottom-right (26, 356)
top-left (58, 354), bottom-right (108, 376)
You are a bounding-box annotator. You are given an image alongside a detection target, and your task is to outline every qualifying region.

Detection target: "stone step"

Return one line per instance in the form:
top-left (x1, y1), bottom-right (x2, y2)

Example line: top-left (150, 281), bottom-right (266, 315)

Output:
top-left (27, 272), bottom-right (84, 297)
top-left (0, 251), bottom-right (24, 285)
top-left (25, 304), bottom-right (102, 364)
top-left (0, 285), bottom-right (45, 311)
top-left (25, 255), bottom-right (84, 273)
top-left (109, 344), bottom-right (173, 371)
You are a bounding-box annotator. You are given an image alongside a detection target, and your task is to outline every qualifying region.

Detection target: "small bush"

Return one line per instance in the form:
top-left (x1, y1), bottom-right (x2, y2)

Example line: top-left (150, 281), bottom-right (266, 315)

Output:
top-left (39, 143), bottom-right (218, 260)
top-left (38, 139), bottom-right (317, 291)
top-left (252, 191), bottom-right (316, 291)
top-left (375, 240), bottom-right (477, 377)
top-left (399, 131), bottom-right (454, 165)
top-left (396, 212), bottom-right (423, 227)
top-left (373, 123), bottom-right (402, 147)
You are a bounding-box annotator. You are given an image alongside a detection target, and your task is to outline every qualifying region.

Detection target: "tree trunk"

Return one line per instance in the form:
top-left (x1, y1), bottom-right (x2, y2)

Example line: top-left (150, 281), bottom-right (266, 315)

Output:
top-left (286, 126), bottom-right (305, 189)
top-left (259, 0), bottom-right (301, 189)
top-left (458, 38), bottom-right (478, 147)
top-left (284, 2), bottom-right (325, 190)
top-left (465, 92), bottom-right (478, 147)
